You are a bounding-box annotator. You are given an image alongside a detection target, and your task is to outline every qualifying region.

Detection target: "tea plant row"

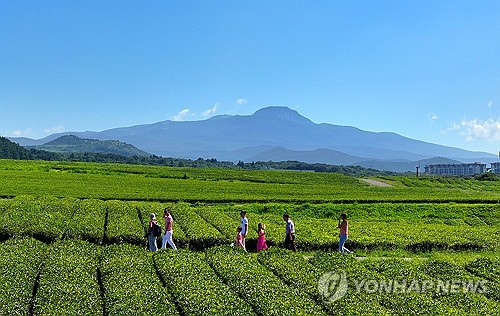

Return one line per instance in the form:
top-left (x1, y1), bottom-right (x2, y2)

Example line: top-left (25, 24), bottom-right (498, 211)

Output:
top-left (0, 196), bottom-right (498, 252)
top-left (1, 238), bottom-right (498, 315)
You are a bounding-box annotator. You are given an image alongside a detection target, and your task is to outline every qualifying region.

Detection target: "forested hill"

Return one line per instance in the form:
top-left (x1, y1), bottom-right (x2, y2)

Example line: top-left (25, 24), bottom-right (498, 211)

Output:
top-left (0, 136), bottom-right (228, 167)
top-left (0, 136), bottom-right (394, 176)
top-left (0, 136), bottom-right (58, 160)
top-left (30, 135), bottom-right (151, 157)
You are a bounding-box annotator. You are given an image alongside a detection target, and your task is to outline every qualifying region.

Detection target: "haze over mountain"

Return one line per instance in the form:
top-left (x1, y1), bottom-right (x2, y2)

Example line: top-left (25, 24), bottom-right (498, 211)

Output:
top-left (9, 106), bottom-right (497, 172)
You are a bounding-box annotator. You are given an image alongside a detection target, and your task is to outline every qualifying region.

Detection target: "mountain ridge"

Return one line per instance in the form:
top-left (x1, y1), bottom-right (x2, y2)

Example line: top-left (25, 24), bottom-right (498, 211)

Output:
top-left (8, 106), bottom-right (497, 172)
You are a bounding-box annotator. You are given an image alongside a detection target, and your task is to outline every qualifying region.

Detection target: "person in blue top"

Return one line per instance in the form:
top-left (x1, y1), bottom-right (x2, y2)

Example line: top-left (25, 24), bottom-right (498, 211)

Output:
top-left (282, 214), bottom-right (296, 252)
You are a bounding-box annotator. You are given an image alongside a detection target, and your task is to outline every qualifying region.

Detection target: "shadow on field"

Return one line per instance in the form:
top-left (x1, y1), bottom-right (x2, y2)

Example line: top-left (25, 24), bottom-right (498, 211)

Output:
top-left (0, 233), bottom-right (487, 254)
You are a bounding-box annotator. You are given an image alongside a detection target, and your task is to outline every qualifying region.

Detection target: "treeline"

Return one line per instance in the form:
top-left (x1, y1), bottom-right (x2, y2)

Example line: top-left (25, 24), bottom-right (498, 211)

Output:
top-left (0, 137), bottom-right (234, 167)
top-left (236, 160), bottom-right (397, 176)
top-left (0, 136), bottom-right (393, 176)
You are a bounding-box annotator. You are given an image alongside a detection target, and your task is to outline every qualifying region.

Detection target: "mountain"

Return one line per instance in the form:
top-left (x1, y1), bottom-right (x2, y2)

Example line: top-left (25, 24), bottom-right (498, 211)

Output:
top-left (6, 136), bottom-right (45, 147)
top-left (29, 135), bottom-right (150, 157)
top-left (8, 106), bottom-right (497, 171)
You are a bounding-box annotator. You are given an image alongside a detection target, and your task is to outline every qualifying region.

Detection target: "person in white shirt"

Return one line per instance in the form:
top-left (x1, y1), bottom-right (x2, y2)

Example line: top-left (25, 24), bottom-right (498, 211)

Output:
top-left (240, 211), bottom-right (248, 251)
top-left (162, 208), bottom-right (177, 250)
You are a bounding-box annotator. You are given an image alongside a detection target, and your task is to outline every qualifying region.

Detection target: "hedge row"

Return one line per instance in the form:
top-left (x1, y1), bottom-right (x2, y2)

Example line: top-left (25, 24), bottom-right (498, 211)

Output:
top-left (310, 252), bottom-right (452, 315)
top-left (106, 200), bottom-right (145, 245)
top-left (0, 197), bottom-right (498, 252)
top-left (101, 244), bottom-right (178, 315)
top-left (0, 196), bottom-right (73, 241)
top-left (0, 237), bottom-right (498, 315)
top-left (310, 253), bottom-right (500, 314)
top-left (205, 245), bottom-right (326, 315)
top-left (0, 238), bottom-right (48, 316)
top-left (421, 259), bottom-right (500, 307)
top-left (65, 198), bottom-right (106, 243)
top-left (154, 249), bottom-right (254, 315)
top-left (168, 203), bottom-right (227, 249)
top-left (32, 240), bottom-right (102, 315)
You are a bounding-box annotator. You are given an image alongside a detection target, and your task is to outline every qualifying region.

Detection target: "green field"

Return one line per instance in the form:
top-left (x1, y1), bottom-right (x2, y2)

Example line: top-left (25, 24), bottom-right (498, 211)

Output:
top-left (1, 159), bottom-right (500, 202)
top-left (0, 159), bottom-right (499, 315)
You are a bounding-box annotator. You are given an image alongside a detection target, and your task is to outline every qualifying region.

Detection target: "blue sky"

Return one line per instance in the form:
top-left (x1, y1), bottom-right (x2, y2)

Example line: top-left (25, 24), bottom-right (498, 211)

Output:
top-left (1, 1), bottom-right (499, 154)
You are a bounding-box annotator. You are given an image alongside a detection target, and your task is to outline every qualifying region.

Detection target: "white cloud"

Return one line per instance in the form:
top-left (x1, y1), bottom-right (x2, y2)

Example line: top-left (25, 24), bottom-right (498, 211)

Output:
top-left (203, 103), bottom-right (218, 117)
top-left (172, 109), bottom-right (191, 121)
top-left (11, 128), bottom-right (33, 137)
top-left (488, 100), bottom-right (494, 108)
top-left (44, 125), bottom-right (64, 134)
top-left (235, 98), bottom-right (248, 105)
top-left (427, 113), bottom-right (439, 121)
top-left (451, 118), bottom-right (500, 142)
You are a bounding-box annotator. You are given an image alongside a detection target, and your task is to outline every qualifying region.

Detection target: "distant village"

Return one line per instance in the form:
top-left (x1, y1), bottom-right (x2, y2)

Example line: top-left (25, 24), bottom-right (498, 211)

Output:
top-left (425, 162), bottom-right (500, 176)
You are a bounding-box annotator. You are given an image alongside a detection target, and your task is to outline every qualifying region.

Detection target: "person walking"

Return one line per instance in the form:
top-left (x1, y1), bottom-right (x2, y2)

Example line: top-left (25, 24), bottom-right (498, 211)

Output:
top-left (148, 213), bottom-right (159, 252)
top-left (282, 214), bottom-right (296, 252)
top-left (234, 226), bottom-right (244, 249)
top-left (162, 208), bottom-right (177, 250)
top-left (240, 211), bottom-right (248, 251)
top-left (256, 223), bottom-right (268, 252)
top-left (337, 213), bottom-right (353, 254)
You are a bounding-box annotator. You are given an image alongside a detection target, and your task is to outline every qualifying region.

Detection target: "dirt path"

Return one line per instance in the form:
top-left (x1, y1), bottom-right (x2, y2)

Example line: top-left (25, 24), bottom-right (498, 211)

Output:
top-left (360, 178), bottom-right (393, 187)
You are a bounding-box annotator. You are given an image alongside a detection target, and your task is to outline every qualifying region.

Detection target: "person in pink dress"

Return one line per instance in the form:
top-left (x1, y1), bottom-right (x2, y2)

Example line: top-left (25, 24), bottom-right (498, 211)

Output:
top-left (235, 226), bottom-right (245, 250)
top-left (256, 222), bottom-right (268, 251)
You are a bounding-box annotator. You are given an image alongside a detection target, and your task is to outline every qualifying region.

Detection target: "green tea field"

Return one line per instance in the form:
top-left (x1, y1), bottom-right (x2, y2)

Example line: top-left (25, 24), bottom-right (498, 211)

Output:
top-left (0, 159), bottom-right (499, 315)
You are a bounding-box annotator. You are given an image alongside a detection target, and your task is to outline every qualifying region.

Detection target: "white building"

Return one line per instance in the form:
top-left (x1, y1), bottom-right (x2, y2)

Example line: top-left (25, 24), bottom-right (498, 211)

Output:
top-left (491, 162), bottom-right (500, 174)
top-left (424, 163), bottom-right (487, 176)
